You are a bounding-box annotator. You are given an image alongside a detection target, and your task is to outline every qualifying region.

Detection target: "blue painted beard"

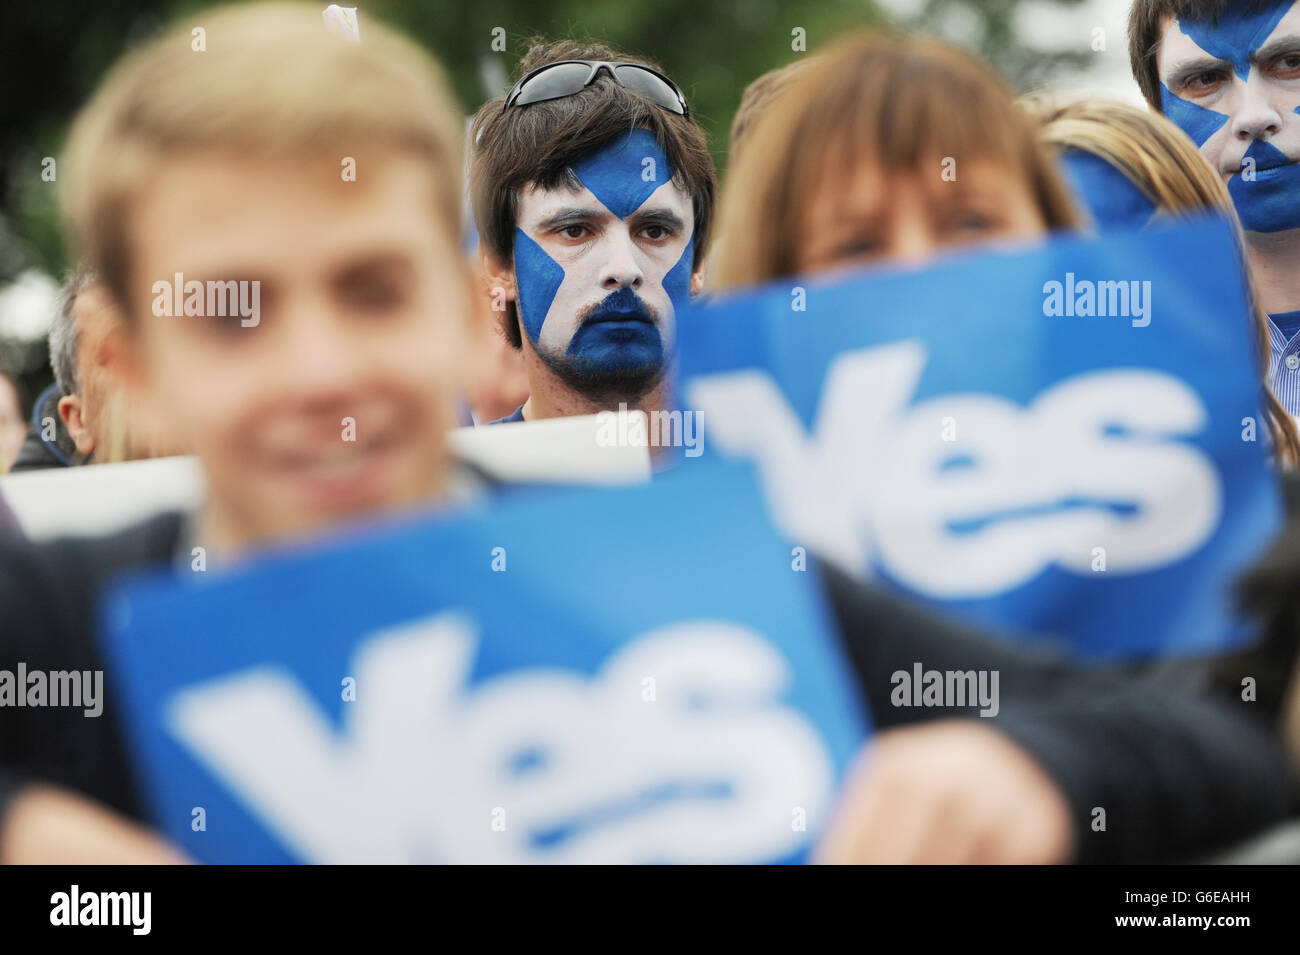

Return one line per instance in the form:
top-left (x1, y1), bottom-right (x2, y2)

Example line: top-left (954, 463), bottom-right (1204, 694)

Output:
top-left (512, 128), bottom-right (694, 405)
top-left (537, 288), bottom-right (669, 405)
top-left (1160, 1), bottom-right (1300, 233)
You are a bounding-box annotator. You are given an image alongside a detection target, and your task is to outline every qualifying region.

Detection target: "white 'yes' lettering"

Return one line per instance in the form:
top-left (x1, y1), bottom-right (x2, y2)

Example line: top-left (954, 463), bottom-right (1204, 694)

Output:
top-left (686, 342), bottom-right (1221, 597)
top-left (165, 614), bottom-right (835, 863)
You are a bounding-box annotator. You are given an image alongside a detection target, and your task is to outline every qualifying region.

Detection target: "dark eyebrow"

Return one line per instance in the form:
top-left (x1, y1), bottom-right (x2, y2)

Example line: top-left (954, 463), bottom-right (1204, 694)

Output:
top-left (536, 207), bottom-right (609, 231)
top-left (332, 251), bottom-right (415, 281)
top-left (628, 208), bottom-right (687, 232)
top-left (1254, 34), bottom-right (1300, 63)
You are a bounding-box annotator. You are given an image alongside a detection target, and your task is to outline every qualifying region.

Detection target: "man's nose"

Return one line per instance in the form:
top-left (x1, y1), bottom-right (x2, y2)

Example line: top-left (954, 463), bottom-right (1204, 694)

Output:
top-left (599, 228), bottom-right (644, 291)
top-left (1231, 75), bottom-right (1284, 143)
top-left (280, 298), bottom-right (366, 400)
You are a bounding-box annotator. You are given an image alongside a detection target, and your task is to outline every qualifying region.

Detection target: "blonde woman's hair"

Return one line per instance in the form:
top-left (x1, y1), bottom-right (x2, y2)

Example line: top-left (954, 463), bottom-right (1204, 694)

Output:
top-left (728, 58), bottom-right (816, 162)
top-left (93, 387), bottom-right (132, 465)
top-left (1029, 94), bottom-right (1229, 217)
top-left (1031, 96), bottom-right (1300, 468)
top-left (710, 32), bottom-right (1083, 290)
top-left (61, 2), bottom-right (465, 317)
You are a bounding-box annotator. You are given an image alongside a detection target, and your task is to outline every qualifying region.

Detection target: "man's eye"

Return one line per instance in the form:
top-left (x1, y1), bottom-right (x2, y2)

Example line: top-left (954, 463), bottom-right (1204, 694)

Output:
top-left (1184, 69), bottom-right (1226, 93)
top-left (199, 314), bottom-right (251, 339)
top-left (1272, 53), bottom-right (1300, 77)
top-left (560, 225), bottom-right (590, 240)
top-left (345, 282), bottom-right (403, 311)
top-left (640, 224), bottom-right (670, 241)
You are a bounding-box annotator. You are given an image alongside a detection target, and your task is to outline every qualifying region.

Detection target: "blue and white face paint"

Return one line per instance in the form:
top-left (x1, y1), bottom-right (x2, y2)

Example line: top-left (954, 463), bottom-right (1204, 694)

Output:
top-left (512, 128), bottom-right (695, 402)
top-left (1060, 150), bottom-right (1158, 233)
top-left (1158, 1), bottom-right (1300, 233)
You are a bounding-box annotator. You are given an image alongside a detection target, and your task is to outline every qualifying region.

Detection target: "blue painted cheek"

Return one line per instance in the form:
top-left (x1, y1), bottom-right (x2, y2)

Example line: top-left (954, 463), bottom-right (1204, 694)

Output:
top-left (1160, 83), bottom-right (1228, 148)
top-left (1059, 151), bottom-right (1157, 233)
top-left (513, 228), bottom-right (565, 344)
top-left (663, 237), bottom-right (694, 314)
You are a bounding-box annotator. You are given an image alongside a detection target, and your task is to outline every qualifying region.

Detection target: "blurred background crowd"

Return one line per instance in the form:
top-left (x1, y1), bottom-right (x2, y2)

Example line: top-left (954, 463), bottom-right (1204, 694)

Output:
top-left (0, 0), bottom-right (1142, 452)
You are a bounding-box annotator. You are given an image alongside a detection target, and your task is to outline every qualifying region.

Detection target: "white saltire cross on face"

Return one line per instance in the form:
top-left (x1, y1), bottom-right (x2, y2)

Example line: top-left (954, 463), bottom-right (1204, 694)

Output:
top-left (1159, 1), bottom-right (1300, 233)
top-left (512, 129), bottom-right (695, 379)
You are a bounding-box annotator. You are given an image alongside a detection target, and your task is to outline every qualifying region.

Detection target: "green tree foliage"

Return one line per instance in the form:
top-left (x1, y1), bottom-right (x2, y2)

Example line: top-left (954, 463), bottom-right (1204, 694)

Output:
top-left (0, 0), bottom-right (1104, 406)
top-left (899, 0), bottom-right (1095, 91)
top-left (3, 0), bottom-right (1096, 280)
top-left (2, 0), bottom-right (890, 279)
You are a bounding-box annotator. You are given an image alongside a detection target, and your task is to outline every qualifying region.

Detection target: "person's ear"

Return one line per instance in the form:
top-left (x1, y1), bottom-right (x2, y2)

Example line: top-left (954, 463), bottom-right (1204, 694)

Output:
top-left (690, 263), bottom-right (707, 296)
top-left (481, 247), bottom-right (518, 306)
top-left (57, 393), bottom-right (95, 456)
top-left (463, 253), bottom-right (492, 337)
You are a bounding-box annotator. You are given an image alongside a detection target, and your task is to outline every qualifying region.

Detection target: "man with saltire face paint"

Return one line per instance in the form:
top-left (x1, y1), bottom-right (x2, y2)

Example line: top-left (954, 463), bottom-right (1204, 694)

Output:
top-left (469, 40), bottom-right (715, 424)
top-left (1130, 0), bottom-right (1300, 416)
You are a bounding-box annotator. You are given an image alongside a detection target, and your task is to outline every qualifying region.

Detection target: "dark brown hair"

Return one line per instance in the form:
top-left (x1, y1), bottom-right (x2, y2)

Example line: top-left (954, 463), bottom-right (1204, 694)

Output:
top-left (1128, 1), bottom-right (1275, 110)
top-left (469, 37), bottom-right (717, 348)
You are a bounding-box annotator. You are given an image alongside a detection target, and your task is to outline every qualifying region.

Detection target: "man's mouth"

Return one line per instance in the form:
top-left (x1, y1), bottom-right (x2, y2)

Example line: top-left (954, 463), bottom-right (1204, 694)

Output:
top-left (586, 311), bottom-right (653, 325)
top-left (262, 429), bottom-right (406, 507)
top-left (1228, 157), bottom-right (1296, 177)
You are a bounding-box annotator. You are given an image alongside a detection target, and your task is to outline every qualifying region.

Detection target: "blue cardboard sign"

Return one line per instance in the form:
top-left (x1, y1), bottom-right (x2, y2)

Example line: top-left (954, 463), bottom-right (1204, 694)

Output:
top-left (677, 216), bottom-right (1282, 658)
top-left (100, 464), bottom-right (867, 863)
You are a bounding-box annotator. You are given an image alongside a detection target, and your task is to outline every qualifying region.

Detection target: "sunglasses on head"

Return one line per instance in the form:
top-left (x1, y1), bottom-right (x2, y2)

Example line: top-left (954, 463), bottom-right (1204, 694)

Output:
top-left (502, 60), bottom-right (690, 117)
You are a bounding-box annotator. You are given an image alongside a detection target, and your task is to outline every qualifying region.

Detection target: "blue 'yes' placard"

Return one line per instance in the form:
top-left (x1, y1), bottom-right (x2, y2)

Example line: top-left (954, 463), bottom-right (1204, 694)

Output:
top-left (677, 216), bottom-right (1282, 658)
top-left (100, 463), bottom-right (867, 864)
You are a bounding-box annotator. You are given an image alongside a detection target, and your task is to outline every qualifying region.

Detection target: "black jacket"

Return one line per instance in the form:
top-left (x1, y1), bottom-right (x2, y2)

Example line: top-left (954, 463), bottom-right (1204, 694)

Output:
top-left (1, 511), bottom-right (1296, 864)
top-left (1220, 475), bottom-right (1300, 724)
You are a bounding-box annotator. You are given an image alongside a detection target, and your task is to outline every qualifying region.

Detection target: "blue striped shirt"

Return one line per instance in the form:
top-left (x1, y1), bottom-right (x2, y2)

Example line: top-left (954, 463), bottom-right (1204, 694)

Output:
top-left (1266, 310), bottom-right (1300, 418)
